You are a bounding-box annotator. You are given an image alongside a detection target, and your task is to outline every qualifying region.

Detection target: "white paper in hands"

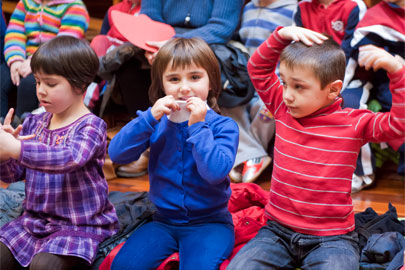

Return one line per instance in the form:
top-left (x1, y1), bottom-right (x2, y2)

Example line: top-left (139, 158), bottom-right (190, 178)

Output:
top-left (168, 101), bottom-right (190, 123)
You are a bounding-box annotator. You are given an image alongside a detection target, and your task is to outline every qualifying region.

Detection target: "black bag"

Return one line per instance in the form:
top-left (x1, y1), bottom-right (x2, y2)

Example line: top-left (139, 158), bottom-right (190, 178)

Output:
top-left (355, 203), bottom-right (405, 251)
top-left (211, 43), bottom-right (255, 108)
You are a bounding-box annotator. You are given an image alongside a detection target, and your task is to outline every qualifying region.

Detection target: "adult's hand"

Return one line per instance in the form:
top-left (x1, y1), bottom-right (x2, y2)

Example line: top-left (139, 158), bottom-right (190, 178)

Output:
top-left (10, 61), bottom-right (23, 86)
top-left (18, 58), bottom-right (32, 78)
top-left (144, 40), bottom-right (168, 65)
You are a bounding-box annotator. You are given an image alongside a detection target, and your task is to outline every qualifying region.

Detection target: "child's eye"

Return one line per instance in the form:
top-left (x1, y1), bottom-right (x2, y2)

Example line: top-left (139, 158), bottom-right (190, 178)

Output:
top-left (191, 75), bottom-right (201, 80)
top-left (294, 84), bottom-right (302, 90)
top-left (168, 77), bottom-right (179, 82)
top-left (47, 83), bottom-right (57, 87)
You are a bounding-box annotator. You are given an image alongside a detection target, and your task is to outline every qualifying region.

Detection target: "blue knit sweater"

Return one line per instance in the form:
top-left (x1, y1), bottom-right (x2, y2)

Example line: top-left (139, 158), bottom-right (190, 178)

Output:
top-left (108, 108), bottom-right (239, 225)
top-left (140, 0), bottom-right (244, 44)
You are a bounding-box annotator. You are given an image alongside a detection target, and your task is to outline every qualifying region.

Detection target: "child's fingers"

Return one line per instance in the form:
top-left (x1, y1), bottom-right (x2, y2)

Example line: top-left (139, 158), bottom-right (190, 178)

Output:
top-left (12, 125), bottom-right (23, 138)
top-left (3, 108), bottom-right (14, 126)
top-left (18, 134), bottom-right (35, 140)
top-left (394, 54), bottom-right (405, 65)
top-left (297, 33), bottom-right (313, 46)
top-left (2, 126), bottom-right (14, 134)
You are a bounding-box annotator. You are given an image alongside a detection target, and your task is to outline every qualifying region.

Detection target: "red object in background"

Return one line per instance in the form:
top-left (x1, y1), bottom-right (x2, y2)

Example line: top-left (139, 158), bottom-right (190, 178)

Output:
top-left (111, 11), bottom-right (175, 52)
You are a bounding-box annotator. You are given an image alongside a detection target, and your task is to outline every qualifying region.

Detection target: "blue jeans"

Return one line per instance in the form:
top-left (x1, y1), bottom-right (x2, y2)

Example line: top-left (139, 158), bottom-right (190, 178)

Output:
top-left (227, 220), bottom-right (360, 270)
top-left (111, 221), bottom-right (234, 270)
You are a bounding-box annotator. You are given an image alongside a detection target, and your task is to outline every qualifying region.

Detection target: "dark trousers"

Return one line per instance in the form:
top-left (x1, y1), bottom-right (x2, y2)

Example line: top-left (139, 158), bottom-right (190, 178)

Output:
top-left (115, 59), bottom-right (151, 118)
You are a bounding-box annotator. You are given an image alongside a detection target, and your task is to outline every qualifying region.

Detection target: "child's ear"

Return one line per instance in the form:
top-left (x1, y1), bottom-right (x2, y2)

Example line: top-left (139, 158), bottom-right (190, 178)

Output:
top-left (327, 80), bottom-right (342, 99)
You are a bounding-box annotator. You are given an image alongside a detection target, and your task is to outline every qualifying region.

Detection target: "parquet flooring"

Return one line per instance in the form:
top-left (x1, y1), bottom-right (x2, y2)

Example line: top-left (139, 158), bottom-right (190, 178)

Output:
top-left (107, 161), bottom-right (405, 217)
top-left (0, 157), bottom-right (403, 217)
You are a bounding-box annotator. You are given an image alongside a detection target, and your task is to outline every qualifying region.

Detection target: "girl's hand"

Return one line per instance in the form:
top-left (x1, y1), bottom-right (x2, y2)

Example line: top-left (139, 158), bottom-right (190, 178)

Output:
top-left (18, 58), bottom-right (32, 78)
top-left (144, 40), bottom-right (169, 65)
top-left (1, 108), bottom-right (35, 140)
top-left (358, 45), bottom-right (403, 74)
top-left (187, 97), bottom-right (207, 126)
top-left (151, 95), bottom-right (179, 121)
top-left (10, 61), bottom-right (22, 86)
top-left (0, 129), bottom-right (22, 161)
top-left (278, 26), bottom-right (328, 46)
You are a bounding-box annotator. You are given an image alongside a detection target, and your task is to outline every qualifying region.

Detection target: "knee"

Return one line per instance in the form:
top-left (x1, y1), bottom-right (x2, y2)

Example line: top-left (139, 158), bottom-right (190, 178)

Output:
top-left (111, 252), bottom-right (128, 270)
top-left (30, 253), bottom-right (49, 270)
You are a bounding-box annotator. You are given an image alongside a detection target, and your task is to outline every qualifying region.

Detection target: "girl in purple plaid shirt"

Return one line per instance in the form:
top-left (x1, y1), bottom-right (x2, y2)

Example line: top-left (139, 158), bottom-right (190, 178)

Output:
top-left (0, 36), bottom-right (119, 270)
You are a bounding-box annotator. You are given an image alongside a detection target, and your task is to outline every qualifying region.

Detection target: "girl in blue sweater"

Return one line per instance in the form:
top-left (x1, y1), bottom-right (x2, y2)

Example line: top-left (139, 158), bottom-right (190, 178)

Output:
top-left (108, 37), bottom-right (239, 270)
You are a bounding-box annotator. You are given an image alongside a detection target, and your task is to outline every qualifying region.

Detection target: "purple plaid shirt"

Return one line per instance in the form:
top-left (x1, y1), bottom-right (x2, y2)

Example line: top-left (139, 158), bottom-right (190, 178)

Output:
top-left (0, 112), bottom-right (119, 267)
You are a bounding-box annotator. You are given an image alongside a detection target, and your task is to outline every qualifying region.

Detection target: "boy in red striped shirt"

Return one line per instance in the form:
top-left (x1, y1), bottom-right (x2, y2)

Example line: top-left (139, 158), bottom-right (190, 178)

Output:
top-left (228, 26), bottom-right (405, 270)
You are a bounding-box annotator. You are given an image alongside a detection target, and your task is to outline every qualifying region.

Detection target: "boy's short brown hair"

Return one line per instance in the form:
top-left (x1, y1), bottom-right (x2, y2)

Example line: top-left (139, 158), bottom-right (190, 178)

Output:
top-left (280, 38), bottom-right (346, 89)
top-left (31, 36), bottom-right (99, 93)
top-left (149, 37), bottom-right (221, 112)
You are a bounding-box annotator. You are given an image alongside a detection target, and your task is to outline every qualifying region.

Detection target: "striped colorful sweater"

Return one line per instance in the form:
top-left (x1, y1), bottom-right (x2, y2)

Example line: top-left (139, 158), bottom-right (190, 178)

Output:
top-left (248, 29), bottom-right (405, 236)
top-left (4, 0), bottom-right (89, 66)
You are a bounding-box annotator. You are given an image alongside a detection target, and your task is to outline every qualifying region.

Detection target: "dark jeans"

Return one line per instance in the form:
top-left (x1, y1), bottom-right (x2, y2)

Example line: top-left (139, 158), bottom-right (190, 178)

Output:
top-left (111, 221), bottom-right (235, 270)
top-left (15, 73), bottom-right (37, 118)
top-left (0, 62), bottom-right (15, 117)
top-left (227, 220), bottom-right (360, 270)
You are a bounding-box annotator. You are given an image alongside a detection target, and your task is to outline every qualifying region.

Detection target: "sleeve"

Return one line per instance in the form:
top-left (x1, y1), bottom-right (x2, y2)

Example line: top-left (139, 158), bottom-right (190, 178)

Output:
top-left (108, 108), bottom-right (158, 164)
top-left (175, 0), bottom-right (244, 44)
top-left (359, 67), bottom-right (405, 143)
top-left (58, 2), bottom-right (89, 38)
top-left (139, 0), bottom-right (164, 22)
top-left (4, 1), bottom-right (27, 66)
top-left (100, 10), bottom-right (110, 35)
top-left (141, 0), bottom-right (244, 44)
top-left (0, 159), bottom-right (26, 184)
top-left (18, 118), bottom-right (107, 174)
top-left (292, 5), bottom-right (302, 27)
top-left (247, 27), bottom-right (290, 116)
top-left (187, 117), bottom-right (239, 185)
top-left (340, 2), bottom-right (367, 60)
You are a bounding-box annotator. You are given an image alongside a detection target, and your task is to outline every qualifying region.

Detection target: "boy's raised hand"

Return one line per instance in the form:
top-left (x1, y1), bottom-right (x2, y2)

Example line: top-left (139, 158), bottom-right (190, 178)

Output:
top-left (186, 97), bottom-right (207, 126)
top-left (277, 26), bottom-right (328, 46)
top-left (358, 45), bottom-right (403, 74)
top-left (151, 95), bottom-right (180, 121)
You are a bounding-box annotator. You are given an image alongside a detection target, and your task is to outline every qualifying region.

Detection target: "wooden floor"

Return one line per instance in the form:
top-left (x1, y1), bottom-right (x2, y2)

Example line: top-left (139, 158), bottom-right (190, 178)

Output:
top-left (1, 158), bottom-right (403, 217)
top-left (108, 160), bottom-right (405, 217)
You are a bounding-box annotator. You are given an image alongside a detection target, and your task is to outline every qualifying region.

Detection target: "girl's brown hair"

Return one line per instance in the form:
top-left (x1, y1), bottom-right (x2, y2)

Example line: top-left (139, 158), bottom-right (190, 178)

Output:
top-left (31, 35), bottom-right (99, 94)
top-left (149, 37), bottom-right (221, 113)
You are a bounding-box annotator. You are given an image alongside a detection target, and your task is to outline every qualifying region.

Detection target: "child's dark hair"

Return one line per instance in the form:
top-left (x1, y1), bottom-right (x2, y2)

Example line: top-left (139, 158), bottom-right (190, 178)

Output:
top-left (31, 36), bottom-right (99, 93)
top-left (280, 37), bottom-right (346, 89)
top-left (149, 37), bottom-right (221, 113)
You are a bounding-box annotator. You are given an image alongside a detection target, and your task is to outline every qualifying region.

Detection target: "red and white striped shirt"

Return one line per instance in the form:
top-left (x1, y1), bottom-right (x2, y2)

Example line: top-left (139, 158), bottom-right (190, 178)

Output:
top-left (248, 29), bottom-right (405, 236)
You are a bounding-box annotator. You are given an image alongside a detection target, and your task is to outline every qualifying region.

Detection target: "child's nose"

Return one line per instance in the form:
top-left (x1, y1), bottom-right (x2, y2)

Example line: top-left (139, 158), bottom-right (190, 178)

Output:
top-left (283, 88), bottom-right (294, 102)
top-left (37, 84), bottom-right (46, 96)
top-left (180, 82), bottom-right (191, 92)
